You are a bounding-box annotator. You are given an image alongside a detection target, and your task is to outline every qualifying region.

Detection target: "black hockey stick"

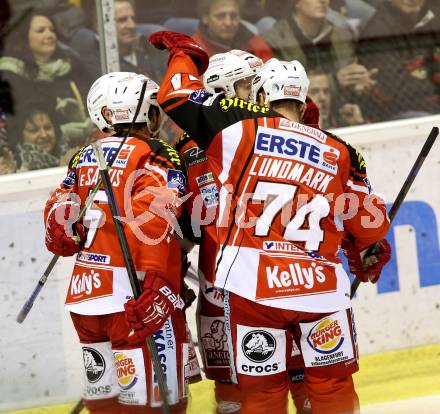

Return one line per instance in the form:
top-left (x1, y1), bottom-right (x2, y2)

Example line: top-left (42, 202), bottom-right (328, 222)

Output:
top-left (350, 126), bottom-right (439, 298)
top-left (17, 80), bottom-right (148, 324)
top-left (92, 142), bottom-right (172, 414)
top-left (70, 398), bottom-right (85, 414)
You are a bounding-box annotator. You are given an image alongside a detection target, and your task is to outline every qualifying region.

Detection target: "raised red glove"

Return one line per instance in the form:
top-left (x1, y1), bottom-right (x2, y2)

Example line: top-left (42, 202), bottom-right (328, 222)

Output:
top-left (342, 238), bottom-right (391, 283)
top-left (124, 272), bottom-right (183, 345)
top-left (303, 96), bottom-right (320, 128)
top-left (148, 30), bottom-right (209, 75)
top-left (45, 201), bottom-right (87, 256)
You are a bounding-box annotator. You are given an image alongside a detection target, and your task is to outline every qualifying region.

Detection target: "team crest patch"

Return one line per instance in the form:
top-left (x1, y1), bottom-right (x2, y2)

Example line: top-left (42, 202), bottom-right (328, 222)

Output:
top-left (167, 169), bottom-right (186, 195)
top-left (63, 169), bottom-right (76, 188)
top-left (189, 89), bottom-right (210, 104)
top-left (363, 177), bottom-right (372, 194)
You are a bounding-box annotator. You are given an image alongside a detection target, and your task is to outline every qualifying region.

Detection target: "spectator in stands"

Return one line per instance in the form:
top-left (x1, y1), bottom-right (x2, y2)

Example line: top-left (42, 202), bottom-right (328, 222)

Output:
top-left (193, 0), bottom-right (273, 61)
top-left (0, 10), bottom-right (90, 132)
top-left (308, 70), bottom-right (337, 129)
top-left (308, 69), bottom-right (365, 129)
top-left (72, 0), bottom-right (167, 81)
top-left (7, 0), bottom-right (84, 42)
top-left (9, 102), bottom-right (65, 171)
top-left (357, 0), bottom-right (440, 120)
top-left (0, 106), bottom-right (16, 175)
top-left (264, 0), bottom-right (377, 99)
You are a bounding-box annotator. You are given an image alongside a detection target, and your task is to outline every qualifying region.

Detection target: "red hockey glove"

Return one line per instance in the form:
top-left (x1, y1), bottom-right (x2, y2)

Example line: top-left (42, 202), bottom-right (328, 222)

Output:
top-left (148, 31), bottom-right (209, 75)
top-left (124, 272), bottom-right (182, 345)
top-left (45, 201), bottom-right (87, 256)
top-left (342, 238), bottom-right (391, 283)
top-left (302, 96), bottom-right (320, 128)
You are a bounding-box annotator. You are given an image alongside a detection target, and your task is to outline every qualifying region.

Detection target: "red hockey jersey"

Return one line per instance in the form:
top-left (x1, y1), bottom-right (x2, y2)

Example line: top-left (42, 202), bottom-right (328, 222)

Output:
top-left (44, 134), bottom-right (185, 315)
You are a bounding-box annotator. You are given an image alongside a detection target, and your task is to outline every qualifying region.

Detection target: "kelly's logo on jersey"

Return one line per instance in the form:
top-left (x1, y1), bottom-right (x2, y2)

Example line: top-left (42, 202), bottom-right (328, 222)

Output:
top-left (255, 254), bottom-right (337, 301)
top-left (66, 264), bottom-right (113, 304)
top-left (306, 318), bottom-right (344, 354)
top-left (254, 126), bottom-right (340, 175)
top-left (219, 97), bottom-right (270, 114)
top-left (114, 352), bottom-right (138, 390)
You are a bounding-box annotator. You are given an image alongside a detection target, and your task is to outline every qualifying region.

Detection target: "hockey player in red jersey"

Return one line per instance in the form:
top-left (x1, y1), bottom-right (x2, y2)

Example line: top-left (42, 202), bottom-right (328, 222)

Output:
top-left (149, 31), bottom-right (391, 414)
top-left (44, 73), bottom-right (192, 413)
top-left (176, 50), bottom-right (262, 414)
top-left (177, 49), bottom-right (314, 414)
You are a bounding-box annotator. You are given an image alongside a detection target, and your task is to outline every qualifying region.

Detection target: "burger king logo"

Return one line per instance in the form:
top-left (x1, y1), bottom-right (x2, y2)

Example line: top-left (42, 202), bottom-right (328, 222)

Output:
top-left (114, 352), bottom-right (138, 390)
top-left (307, 318), bottom-right (344, 354)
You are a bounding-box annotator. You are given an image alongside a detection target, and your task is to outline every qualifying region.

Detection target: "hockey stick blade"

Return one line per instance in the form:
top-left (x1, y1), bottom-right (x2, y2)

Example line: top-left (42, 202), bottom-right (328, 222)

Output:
top-left (16, 255), bottom-right (59, 323)
top-left (351, 126), bottom-right (439, 298)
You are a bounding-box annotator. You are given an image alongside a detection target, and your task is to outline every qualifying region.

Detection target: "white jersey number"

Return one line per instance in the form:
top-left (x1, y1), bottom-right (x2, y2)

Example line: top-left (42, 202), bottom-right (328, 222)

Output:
top-left (83, 190), bottom-right (107, 248)
top-left (252, 182), bottom-right (330, 251)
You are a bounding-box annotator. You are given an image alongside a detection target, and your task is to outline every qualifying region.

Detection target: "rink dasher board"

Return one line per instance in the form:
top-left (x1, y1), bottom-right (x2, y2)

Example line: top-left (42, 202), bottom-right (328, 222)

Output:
top-left (0, 115), bottom-right (439, 410)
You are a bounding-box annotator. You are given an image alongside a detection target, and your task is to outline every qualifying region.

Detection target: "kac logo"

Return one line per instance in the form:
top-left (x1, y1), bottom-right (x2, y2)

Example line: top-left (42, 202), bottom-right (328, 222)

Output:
top-left (167, 169), bottom-right (186, 196)
top-left (83, 347), bottom-right (105, 383)
top-left (307, 318), bottom-right (344, 354)
top-left (242, 330), bottom-right (276, 363)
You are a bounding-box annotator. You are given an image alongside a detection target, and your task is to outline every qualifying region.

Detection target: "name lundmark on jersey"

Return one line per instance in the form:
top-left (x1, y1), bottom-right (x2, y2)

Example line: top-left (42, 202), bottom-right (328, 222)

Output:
top-left (249, 157), bottom-right (334, 193)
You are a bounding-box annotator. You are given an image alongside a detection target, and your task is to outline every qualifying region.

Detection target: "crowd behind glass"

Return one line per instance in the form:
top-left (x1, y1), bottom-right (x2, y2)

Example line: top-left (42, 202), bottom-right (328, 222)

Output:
top-left (0, 0), bottom-right (439, 174)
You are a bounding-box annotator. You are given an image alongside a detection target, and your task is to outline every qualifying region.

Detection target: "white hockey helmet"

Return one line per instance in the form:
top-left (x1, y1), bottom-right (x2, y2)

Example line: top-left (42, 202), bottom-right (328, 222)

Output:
top-left (87, 72), bottom-right (136, 131)
top-left (203, 49), bottom-right (263, 98)
top-left (249, 58), bottom-right (309, 105)
top-left (107, 74), bottom-right (165, 134)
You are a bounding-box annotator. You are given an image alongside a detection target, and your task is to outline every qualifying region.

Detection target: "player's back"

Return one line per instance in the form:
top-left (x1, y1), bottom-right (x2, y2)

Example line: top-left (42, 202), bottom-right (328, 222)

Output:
top-left (209, 116), bottom-right (382, 312)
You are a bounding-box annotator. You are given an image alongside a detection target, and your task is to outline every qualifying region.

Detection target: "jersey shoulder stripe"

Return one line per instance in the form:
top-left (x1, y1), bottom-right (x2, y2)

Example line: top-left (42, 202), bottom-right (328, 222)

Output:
top-left (145, 138), bottom-right (184, 171)
top-left (175, 132), bottom-right (192, 153)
